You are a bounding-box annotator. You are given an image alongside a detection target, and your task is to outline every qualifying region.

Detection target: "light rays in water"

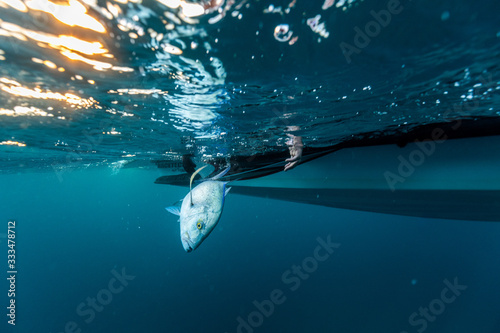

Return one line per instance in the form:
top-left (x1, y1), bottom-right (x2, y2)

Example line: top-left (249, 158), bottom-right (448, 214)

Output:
top-left (0, 77), bottom-right (95, 108)
top-left (24, 0), bottom-right (106, 33)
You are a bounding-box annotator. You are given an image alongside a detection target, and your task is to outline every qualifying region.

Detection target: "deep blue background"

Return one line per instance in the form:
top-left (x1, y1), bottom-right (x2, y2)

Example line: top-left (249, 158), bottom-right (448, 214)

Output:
top-left (1, 168), bottom-right (500, 333)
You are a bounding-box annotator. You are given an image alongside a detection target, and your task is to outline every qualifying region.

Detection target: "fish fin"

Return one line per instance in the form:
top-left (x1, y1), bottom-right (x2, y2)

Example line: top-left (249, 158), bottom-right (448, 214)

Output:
top-left (211, 165), bottom-right (231, 180)
top-left (225, 186), bottom-right (231, 196)
top-left (165, 206), bottom-right (181, 216)
top-left (190, 165), bottom-right (208, 205)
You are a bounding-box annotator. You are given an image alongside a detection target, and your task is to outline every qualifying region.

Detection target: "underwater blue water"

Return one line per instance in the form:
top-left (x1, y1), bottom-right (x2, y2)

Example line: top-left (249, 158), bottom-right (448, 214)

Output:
top-left (1, 168), bottom-right (500, 333)
top-left (1, 0), bottom-right (500, 332)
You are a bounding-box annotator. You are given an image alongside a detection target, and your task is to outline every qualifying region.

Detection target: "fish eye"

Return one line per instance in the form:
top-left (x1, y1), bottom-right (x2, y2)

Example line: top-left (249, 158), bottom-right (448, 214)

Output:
top-left (197, 220), bottom-right (203, 230)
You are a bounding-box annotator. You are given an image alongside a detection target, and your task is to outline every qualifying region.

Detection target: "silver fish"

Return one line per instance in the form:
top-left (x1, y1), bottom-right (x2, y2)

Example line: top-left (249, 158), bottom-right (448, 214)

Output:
top-left (166, 166), bottom-right (231, 252)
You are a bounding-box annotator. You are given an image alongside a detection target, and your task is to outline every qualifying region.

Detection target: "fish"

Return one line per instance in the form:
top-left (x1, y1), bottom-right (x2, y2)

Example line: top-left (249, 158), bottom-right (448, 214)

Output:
top-left (166, 166), bottom-right (231, 252)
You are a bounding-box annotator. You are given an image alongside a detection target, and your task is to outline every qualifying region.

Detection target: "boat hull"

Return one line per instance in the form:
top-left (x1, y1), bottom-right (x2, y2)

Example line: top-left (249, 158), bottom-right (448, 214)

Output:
top-left (229, 135), bottom-right (500, 221)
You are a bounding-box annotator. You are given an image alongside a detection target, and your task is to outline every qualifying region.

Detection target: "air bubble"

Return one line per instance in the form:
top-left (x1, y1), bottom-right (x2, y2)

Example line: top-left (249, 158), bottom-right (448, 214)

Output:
top-left (441, 11), bottom-right (450, 21)
top-left (274, 24), bottom-right (293, 42)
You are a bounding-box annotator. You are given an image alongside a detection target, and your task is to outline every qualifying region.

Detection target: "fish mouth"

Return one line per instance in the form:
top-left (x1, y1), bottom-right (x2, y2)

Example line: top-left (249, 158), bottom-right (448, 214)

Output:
top-left (181, 236), bottom-right (195, 252)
